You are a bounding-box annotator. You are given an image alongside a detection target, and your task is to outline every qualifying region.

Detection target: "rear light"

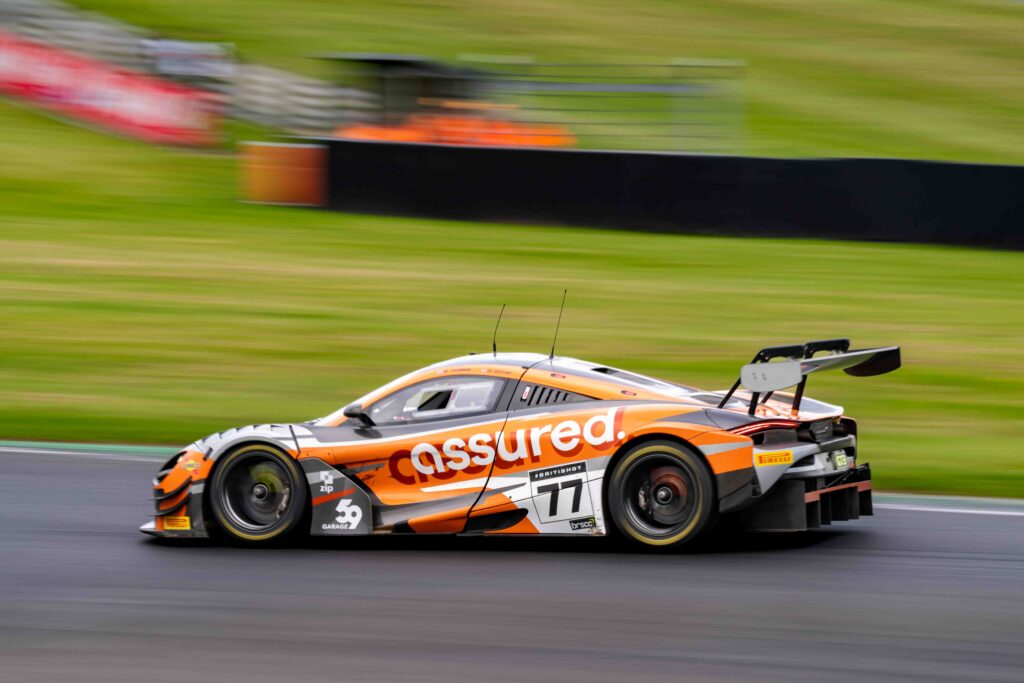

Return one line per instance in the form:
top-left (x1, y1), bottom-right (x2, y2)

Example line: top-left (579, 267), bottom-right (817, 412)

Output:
top-left (728, 419), bottom-right (802, 437)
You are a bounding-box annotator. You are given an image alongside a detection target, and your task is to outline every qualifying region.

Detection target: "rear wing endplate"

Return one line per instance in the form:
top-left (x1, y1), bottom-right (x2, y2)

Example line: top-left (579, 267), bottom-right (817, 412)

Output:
top-left (718, 339), bottom-right (901, 416)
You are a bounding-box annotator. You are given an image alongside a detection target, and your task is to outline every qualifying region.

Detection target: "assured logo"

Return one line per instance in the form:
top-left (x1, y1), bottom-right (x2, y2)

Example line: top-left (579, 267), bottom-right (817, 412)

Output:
top-left (755, 450), bottom-right (793, 466)
top-left (408, 407), bottom-right (623, 477)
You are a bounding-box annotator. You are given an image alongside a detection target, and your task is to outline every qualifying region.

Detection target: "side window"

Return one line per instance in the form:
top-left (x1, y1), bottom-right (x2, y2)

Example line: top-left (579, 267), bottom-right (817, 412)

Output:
top-left (368, 377), bottom-right (506, 425)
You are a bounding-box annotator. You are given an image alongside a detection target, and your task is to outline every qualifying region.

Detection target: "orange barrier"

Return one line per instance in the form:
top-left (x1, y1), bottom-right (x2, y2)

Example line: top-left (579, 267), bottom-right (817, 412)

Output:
top-left (240, 142), bottom-right (326, 206)
top-left (338, 114), bottom-right (575, 148)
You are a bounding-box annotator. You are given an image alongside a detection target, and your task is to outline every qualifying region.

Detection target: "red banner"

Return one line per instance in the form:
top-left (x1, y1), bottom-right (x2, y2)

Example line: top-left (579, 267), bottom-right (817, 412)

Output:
top-left (0, 30), bottom-right (219, 146)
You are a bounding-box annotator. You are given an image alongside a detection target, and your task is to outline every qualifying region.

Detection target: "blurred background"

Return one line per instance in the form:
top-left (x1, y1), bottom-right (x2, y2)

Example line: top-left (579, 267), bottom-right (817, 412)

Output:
top-left (2, 0), bottom-right (1023, 497)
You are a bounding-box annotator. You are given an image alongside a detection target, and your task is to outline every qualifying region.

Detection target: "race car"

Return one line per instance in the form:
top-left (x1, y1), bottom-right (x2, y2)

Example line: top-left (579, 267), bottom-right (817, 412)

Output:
top-left (141, 339), bottom-right (900, 549)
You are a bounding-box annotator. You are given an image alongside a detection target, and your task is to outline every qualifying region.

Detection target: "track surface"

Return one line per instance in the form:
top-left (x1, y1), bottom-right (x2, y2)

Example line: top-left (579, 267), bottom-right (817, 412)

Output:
top-left (1, 447), bottom-right (1022, 683)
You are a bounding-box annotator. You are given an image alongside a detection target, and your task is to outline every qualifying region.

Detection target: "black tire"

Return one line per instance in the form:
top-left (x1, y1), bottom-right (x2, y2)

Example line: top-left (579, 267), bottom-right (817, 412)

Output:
top-left (208, 444), bottom-right (308, 544)
top-left (606, 440), bottom-right (716, 550)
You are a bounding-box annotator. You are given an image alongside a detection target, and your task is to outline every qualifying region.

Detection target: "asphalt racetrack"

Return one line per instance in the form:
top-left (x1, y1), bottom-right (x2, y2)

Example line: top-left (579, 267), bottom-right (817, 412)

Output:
top-left (1, 446), bottom-right (1022, 683)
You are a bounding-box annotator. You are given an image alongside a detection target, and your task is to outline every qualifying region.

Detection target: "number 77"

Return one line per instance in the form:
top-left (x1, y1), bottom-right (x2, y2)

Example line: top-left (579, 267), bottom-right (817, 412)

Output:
top-left (537, 478), bottom-right (583, 516)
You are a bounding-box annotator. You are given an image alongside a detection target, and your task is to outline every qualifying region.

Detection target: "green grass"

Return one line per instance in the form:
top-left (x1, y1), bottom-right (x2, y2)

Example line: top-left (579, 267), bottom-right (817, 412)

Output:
top-left (69, 0), bottom-right (1024, 163)
top-left (2, 101), bottom-right (1023, 496)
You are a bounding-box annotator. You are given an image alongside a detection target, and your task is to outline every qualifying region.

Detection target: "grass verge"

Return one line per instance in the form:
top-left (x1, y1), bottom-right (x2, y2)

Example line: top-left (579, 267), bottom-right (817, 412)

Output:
top-left (1, 101), bottom-right (1022, 496)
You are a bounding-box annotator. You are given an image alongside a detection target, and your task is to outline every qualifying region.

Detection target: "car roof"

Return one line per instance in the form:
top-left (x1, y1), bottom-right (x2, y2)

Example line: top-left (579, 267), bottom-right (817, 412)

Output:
top-left (401, 352), bottom-right (705, 402)
top-left (314, 352), bottom-right (843, 427)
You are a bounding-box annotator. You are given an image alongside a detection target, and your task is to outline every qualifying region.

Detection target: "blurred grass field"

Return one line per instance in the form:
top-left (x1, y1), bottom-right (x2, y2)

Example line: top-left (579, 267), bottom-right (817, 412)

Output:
top-left (70, 0), bottom-right (1024, 163)
top-left (2, 100), bottom-right (1023, 496)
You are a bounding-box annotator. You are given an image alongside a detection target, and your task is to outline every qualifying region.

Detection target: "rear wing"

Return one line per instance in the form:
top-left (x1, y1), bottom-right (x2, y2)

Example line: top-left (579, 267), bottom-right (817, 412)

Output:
top-left (717, 339), bottom-right (901, 416)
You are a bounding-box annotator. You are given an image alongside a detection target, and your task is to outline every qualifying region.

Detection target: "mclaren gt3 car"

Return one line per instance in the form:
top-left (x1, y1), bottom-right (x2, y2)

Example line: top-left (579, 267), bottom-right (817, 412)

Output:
top-left (141, 339), bottom-right (900, 548)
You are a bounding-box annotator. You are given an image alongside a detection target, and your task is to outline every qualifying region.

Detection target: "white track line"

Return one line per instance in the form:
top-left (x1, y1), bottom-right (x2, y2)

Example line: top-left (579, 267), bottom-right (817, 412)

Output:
top-left (0, 446), bottom-right (160, 463)
top-left (876, 504), bottom-right (1024, 518)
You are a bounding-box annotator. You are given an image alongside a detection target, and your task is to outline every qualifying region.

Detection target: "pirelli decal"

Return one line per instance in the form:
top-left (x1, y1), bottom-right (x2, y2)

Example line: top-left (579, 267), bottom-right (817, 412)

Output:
top-left (755, 450), bottom-right (793, 467)
top-left (164, 516), bottom-right (191, 530)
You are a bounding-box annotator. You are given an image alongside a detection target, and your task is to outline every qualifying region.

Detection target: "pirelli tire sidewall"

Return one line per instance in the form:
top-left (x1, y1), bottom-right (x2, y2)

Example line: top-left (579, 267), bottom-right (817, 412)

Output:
top-left (208, 443), bottom-right (309, 544)
top-left (607, 440), bottom-right (716, 549)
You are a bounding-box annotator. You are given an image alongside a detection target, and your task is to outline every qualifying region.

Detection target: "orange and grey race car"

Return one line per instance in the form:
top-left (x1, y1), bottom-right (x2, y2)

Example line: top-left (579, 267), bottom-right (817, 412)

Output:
top-left (141, 339), bottom-right (900, 549)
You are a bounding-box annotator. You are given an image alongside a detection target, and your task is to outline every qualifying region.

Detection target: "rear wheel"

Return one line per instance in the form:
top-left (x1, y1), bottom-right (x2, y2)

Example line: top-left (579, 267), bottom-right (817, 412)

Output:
top-left (607, 440), bottom-right (715, 550)
top-left (209, 444), bottom-right (308, 544)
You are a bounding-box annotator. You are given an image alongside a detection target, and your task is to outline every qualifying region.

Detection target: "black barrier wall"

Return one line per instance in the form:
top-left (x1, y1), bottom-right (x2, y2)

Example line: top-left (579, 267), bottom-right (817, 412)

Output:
top-left (323, 139), bottom-right (1024, 248)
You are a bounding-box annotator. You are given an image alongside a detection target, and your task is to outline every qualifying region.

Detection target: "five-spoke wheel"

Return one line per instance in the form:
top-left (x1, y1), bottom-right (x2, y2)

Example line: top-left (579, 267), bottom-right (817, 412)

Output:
top-left (209, 444), bottom-right (308, 544)
top-left (607, 440), bottom-right (715, 549)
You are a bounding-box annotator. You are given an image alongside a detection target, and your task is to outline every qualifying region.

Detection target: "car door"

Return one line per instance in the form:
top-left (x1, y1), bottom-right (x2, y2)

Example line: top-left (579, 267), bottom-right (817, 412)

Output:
top-left (315, 374), bottom-right (515, 533)
top-left (467, 377), bottom-right (611, 534)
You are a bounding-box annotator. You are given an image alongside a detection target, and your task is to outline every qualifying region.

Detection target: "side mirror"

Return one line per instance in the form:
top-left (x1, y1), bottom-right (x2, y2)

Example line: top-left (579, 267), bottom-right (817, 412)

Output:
top-left (342, 402), bottom-right (375, 427)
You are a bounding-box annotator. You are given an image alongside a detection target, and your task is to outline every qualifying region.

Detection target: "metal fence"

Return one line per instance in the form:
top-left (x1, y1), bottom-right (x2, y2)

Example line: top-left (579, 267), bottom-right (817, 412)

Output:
top-left (328, 55), bottom-right (745, 153)
top-left (462, 58), bottom-right (746, 152)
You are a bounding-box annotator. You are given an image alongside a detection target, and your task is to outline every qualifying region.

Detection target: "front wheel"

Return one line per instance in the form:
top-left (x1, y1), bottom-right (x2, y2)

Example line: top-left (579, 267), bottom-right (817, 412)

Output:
top-left (606, 440), bottom-right (715, 550)
top-left (209, 444), bottom-right (308, 544)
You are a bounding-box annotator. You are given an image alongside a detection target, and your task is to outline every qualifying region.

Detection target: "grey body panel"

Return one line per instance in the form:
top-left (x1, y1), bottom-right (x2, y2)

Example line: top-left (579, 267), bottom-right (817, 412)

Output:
top-left (301, 458), bottom-right (372, 535)
top-left (753, 435), bottom-right (856, 492)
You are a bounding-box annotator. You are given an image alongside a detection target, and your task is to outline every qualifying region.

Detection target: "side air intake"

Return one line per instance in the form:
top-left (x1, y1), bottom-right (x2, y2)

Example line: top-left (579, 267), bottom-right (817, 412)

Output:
top-left (528, 386), bottom-right (571, 406)
top-left (515, 384), bottom-right (591, 409)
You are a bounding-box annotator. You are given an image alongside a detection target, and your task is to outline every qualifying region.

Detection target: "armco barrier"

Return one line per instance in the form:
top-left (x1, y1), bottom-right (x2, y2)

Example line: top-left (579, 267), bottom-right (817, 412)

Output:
top-left (322, 139), bottom-right (1024, 248)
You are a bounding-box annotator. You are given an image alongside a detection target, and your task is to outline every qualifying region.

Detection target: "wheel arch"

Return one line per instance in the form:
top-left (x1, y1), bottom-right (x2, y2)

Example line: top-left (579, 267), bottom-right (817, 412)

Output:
top-left (201, 438), bottom-right (304, 534)
top-left (608, 432), bottom-right (714, 478)
top-left (602, 432), bottom-right (718, 513)
top-left (601, 432), bottom-right (720, 548)
top-left (207, 436), bottom-right (298, 463)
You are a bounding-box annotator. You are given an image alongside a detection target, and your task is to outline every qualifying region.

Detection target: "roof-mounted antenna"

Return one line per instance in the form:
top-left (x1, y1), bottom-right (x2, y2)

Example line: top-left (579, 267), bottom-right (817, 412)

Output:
top-left (492, 304), bottom-right (506, 357)
top-left (549, 289), bottom-right (567, 359)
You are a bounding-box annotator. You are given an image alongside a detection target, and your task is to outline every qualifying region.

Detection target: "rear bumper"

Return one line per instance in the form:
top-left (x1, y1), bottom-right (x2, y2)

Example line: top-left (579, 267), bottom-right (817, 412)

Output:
top-left (736, 464), bottom-right (873, 531)
top-left (804, 464), bottom-right (873, 526)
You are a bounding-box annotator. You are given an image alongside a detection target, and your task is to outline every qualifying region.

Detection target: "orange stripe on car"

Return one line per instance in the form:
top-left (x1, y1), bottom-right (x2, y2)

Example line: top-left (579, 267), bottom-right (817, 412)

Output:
top-left (312, 488), bottom-right (356, 506)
